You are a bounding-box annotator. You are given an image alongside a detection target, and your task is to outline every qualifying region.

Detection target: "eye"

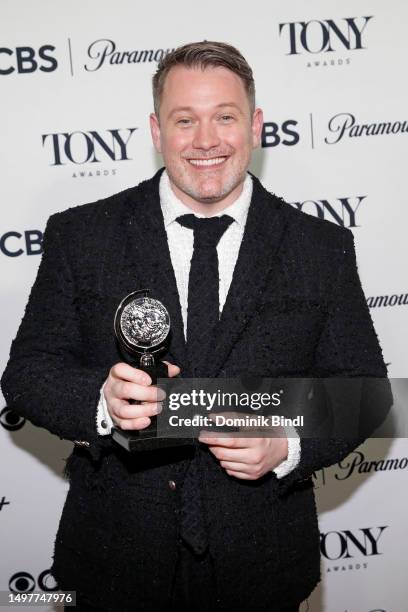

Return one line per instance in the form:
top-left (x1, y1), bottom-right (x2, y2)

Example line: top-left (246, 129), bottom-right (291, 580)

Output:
top-left (176, 118), bottom-right (192, 126)
top-left (219, 114), bottom-right (234, 122)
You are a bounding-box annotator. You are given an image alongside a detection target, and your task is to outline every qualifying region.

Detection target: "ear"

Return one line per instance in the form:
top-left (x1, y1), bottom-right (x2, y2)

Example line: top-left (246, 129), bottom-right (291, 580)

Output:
top-left (149, 113), bottom-right (162, 153)
top-left (251, 107), bottom-right (264, 149)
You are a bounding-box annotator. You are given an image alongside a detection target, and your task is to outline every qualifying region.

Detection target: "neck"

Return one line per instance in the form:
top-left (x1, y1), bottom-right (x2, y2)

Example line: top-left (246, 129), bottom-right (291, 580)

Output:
top-left (168, 179), bottom-right (245, 216)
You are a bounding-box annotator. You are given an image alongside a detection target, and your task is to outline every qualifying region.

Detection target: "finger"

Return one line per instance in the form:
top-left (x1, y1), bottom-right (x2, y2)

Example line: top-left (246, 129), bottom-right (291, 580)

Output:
top-left (107, 397), bottom-right (128, 411)
top-left (110, 362), bottom-right (152, 386)
top-left (113, 402), bottom-right (162, 420)
top-left (117, 417), bottom-right (151, 431)
top-left (219, 461), bottom-right (254, 472)
top-left (162, 361), bottom-right (181, 378)
top-left (113, 380), bottom-right (165, 403)
top-left (198, 434), bottom-right (251, 448)
top-left (207, 446), bottom-right (252, 463)
top-left (224, 470), bottom-right (255, 480)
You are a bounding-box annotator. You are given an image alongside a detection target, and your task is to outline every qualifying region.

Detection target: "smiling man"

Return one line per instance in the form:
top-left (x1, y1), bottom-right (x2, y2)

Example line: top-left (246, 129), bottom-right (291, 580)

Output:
top-left (149, 60), bottom-right (263, 212)
top-left (2, 41), bottom-right (389, 611)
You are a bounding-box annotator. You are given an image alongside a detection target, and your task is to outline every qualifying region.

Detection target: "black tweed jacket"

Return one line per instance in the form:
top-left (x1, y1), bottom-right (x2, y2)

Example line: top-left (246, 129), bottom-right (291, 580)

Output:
top-left (1, 169), bottom-right (390, 611)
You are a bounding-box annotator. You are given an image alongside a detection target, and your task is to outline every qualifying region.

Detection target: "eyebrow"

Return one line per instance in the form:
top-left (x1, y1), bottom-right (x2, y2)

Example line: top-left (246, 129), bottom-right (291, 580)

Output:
top-left (168, 103), bottom-right (243, 117)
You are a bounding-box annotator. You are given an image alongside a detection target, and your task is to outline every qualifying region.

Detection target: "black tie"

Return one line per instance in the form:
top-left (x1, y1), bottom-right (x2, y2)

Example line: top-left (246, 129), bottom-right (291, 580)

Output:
top-left (176, 214), bottom-right (234, 376)
top-left (176, 213), bottom-right (233, 554)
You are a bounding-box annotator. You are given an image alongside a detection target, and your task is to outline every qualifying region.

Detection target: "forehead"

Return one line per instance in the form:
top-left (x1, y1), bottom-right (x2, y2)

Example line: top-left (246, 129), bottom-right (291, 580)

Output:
top-left (160, 65), bottom-right (249, 113)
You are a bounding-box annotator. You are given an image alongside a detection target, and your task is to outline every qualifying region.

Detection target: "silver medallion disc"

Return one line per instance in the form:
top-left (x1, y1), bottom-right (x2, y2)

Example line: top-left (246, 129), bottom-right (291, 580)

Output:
top-left (120, 297), bottom-right (170, 349)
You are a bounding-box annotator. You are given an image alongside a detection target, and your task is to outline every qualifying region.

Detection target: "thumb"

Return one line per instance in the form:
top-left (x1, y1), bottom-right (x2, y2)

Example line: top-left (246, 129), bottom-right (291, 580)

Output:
top-left (162, 361), bottom-right (181, 378)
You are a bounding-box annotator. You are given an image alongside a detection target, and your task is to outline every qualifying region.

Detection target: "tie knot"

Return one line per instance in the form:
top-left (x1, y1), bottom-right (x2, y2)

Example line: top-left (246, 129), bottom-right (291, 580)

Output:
top-left (176, 214), bottom-right (234, 248)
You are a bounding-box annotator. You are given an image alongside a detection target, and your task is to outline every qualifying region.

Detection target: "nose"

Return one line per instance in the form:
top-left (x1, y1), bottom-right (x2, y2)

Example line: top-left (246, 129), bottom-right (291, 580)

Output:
top-left (192, 120), bottom-right (221, 151)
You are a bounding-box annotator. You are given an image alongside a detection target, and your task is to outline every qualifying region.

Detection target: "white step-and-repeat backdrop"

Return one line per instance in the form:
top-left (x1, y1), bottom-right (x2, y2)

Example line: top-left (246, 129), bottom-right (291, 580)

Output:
top-left (1, 1), bottom-right (407, 611)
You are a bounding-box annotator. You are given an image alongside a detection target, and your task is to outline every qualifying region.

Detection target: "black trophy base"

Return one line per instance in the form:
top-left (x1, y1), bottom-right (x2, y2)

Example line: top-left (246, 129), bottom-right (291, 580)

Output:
top-left (111, 427), bottom-right (194, 452)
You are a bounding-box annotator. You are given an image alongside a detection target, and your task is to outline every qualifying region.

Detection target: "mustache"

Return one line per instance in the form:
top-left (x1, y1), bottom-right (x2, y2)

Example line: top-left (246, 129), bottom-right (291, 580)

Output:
top-left (182, 149), bottom-right (233, 159)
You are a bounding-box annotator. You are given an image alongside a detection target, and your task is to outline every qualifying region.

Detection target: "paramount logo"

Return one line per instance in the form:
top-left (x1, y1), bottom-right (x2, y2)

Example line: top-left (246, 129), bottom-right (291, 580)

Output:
top-left (84, 39), bottom-right (174, 71)
top-left (367, 292), bottom-right (408, 308)
top-left (325, 112), bottom-right (408, 144)
top-left (335, 450), bottom-right (408, 480)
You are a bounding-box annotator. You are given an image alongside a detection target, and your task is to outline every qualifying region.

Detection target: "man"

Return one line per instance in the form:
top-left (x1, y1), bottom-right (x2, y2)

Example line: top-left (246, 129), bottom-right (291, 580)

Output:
top-left (1, 41), bottom-right (389, 611)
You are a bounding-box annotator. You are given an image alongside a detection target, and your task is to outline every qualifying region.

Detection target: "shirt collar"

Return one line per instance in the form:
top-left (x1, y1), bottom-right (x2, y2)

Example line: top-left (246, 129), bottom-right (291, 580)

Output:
top-left (159, 169), bottom-right (253, 228)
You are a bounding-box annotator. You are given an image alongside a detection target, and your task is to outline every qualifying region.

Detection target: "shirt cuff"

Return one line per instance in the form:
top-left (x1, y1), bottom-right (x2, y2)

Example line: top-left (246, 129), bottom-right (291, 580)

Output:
top-left (272, 426), bottom-right (301, 479)
top-left (96, 383), bottom-right (114, 435)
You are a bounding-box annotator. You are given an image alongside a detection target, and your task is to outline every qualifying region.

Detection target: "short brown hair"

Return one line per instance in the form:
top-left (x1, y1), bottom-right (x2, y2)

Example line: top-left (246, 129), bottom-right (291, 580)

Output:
top-left (152, 41), bottom-right (255, 116)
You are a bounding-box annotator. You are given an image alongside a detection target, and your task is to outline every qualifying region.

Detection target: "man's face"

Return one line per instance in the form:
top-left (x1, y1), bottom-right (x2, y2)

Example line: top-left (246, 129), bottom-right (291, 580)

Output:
top-left (150, 65), bottom-right (263, 211)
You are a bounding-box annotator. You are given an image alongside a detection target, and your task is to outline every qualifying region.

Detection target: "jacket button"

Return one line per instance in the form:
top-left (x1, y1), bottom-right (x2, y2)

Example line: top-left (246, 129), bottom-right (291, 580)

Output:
top-left (168, 480), bottom-right (177, 491)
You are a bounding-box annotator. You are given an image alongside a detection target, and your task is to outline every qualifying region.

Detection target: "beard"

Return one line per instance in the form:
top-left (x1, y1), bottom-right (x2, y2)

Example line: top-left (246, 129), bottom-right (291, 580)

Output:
top-left (166, 153), bottom-right (249, 205)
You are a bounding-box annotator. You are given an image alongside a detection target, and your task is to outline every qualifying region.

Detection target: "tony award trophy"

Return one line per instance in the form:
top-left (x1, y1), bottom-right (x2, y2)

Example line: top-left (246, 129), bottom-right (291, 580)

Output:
top-left (113, 289), bottom-right (192, 452)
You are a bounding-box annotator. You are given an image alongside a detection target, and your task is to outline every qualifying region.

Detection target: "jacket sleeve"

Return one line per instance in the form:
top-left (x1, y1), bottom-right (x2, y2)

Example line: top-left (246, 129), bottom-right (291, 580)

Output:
top-left (1, 213), bottom-right (112, 461)
top-left (275, 228), bottom-right (392, 495)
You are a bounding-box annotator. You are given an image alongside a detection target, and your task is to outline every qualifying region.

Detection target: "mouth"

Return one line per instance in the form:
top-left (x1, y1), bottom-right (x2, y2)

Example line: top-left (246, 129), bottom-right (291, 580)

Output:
top-left (186, 156), bottom-right (228, 170)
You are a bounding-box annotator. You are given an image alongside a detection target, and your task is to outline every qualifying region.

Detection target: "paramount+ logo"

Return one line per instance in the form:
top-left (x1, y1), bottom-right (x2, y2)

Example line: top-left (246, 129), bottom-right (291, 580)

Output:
top-left (0, 45), bottom-right (58, 75)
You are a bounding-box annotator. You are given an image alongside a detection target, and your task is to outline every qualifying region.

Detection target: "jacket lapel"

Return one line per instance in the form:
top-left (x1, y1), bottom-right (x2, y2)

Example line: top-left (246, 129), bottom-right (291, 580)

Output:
top-left (202, 175), bottom-right (289, 378)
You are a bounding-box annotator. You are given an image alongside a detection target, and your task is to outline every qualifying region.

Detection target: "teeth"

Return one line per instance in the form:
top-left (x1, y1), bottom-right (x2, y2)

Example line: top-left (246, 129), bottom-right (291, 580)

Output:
top-left (189, 157), bottom-right (226, 167)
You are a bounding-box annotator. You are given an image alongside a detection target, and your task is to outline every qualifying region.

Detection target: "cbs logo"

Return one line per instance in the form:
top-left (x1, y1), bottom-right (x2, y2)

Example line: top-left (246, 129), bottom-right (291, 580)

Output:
top-left (0, 407), bottom-right (25, 431)
top-left (0, 45), bottom-right (57, 75)
top-left (9, 570), bottom-right (58, 593)
top-left (0, 230), bottom-right (43, 257)
top-left (261, 121), bottom-right (300, 147)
